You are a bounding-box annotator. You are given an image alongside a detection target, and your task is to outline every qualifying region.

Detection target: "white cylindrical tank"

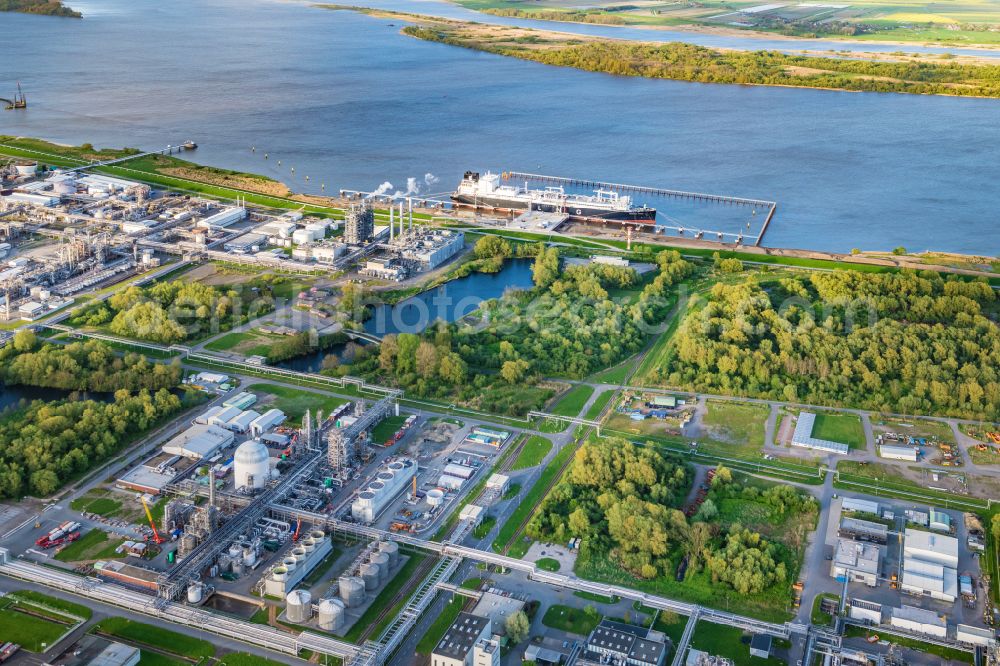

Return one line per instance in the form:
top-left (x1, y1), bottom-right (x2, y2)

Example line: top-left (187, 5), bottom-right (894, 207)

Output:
top-left (310, 530), bottom-right (325, 541)
top-left (301, 537), bottom-right (315, 554)
top-left (283, 557), bottom-right (298, 572)
top-left (53, 180), bottom-right (76, 195)
top-left (370, 552), bottom-right (390, 583)
top-left (187, 582), bottom-right (203, 604)
top-left (234, 440), bottom-right (270, 490)
top-left (243, 548), bottom-right (257, 568)
top-left (286, 590), bottom-right (312, 623)
top-left (379, 541), bottom-right (399, 568)
top-left (317, 598), bottom-right (345, 632)
top-left (14, 162), bottom-right (37, 176)
top-left (291, 547), bottom-right (307, 563)
top-left (360, 563), bottom-right (380, 591)
top-left (272, 566), bottom-right (288, 582)
top-left (232, 561), bottom-right (244, 576)
top-left (426, 488), bottom-right (444, 507)
top-left (229, 544), bottom-right (242, 558)
top-left (339, 576), bottom-right (365, 607)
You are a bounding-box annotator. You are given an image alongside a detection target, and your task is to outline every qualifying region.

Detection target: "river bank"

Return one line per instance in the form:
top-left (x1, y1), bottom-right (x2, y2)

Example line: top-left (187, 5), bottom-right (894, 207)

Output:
top-left (323, 7), bottom-right (1000, 98)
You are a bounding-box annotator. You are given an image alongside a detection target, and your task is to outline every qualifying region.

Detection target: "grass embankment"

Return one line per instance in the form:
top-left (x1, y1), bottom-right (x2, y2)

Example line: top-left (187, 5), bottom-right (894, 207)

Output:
top-left (416, 594), bottom-right (468, 654)
top-left (91, 618), bottom-right (215, 659)
top-left (0, 592), bottom-right (86, 652)
top-left (511, 435), bottom-right (552, 470)
top-left (493, 442), bottom-right (577, 556)
top-left (386, 15), bottom-right (1000, 98)
top-left (583, 389), bottom-right (617, 422)
top-left (550, 384), bottom-right (594, 418)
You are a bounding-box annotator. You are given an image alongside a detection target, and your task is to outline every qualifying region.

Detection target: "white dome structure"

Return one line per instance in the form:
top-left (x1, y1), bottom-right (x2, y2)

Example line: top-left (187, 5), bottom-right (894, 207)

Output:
top-left (234, 439), bottom-right (270, 490)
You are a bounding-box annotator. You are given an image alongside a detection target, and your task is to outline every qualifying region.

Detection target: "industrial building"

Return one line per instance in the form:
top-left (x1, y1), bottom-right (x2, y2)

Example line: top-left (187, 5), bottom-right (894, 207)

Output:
top-left (50, 636), bottom-right (140, 666)
top-left (227, 410), bottom-right (262, 434)
top-left (956, 624), bottom-right (995, 646)
top-left (790, 412), bottom-right (849, 455)
top-left (879, 444), bottom-right (918, 461)
top-left (842, 498), bottom-right (880, 515)
top-left (234, 439), bottom-right (272, 490)
top-left (839, 517), bottom-right (888, 544)
top-left (929, 508), bottom-right (953, 533)
top-left (485, 473), bottom-right (510, 496)
top-left (250, 409), bottom-right (286, 437)
top-left (901, 528), bottom-right (959, 602)
top-left (223, 392), bottom-right (259, 410)
top-left (93, 559), bottom-right (160, 591)
top-left (431, 612), bottom-right (493, 666)
top-left (399, 229), bottom-right (464, 269)
top-left (344, 202), bottom-right (375, 245)
top-left (581, 619), bottom-right (668, 666)
top-left (161, 424), bottom-right (234, 460)
top-left (849, 599), bottom-right (883, 624)
top-left (351, 458), bottom-right (418, 523)
top-left (831, 538), bottom-right (881, 587)
top-left (197, 206), bottom-right (246, 230)
top-left (471, 590), bottom-right (525, 632)
top-left (889, 605), bottom-right (947, 638)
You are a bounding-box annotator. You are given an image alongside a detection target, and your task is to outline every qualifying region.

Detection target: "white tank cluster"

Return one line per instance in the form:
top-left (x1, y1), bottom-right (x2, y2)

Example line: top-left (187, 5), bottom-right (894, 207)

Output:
top-left (286, 589), bottom-right (312, 623)
top-left (234, 439), bottom-right (270, 490)
top-left (351, 458), bottom-right (417, 523)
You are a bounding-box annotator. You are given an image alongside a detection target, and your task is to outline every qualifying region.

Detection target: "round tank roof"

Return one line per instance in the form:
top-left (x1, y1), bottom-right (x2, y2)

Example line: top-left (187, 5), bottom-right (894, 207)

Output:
top-left (234, 439), bottom-right (269, 465)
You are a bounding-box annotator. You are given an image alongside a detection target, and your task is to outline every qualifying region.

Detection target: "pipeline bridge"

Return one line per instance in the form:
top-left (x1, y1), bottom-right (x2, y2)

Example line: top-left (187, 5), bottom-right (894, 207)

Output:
top-left (63, 143), bottom-right (195, 174)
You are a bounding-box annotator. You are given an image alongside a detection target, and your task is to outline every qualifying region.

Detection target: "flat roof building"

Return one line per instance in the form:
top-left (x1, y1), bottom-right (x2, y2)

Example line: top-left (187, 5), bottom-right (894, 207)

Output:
top-left (583, 619), bottom-right (668, 666)
top-left (879, 445), bottom-right (918, 462)
top-left (431, 612), bottom-right (492, 666)
top-left (831, 538), bottom-right (882, 587)
top-left (471, 590), bottom-right (526, 632)
top-left (250, 409), bottom-right (286, 437)
top-left (842, 498), bottom-right (880, 516)
top-left (889, 605), bottom-right (947, 638)
top-left (791, 412), bottom-right (849, 455)
top-left (161, 424), bottom-right (234, 460)
top-left (839, 517), bottom-right (889, 545)
top-left (956, 624), bottom-right (995, 646)
top-left (223, 392), bottom-right (258, 410)
top-left (902, 528), bottom-right (959, 602)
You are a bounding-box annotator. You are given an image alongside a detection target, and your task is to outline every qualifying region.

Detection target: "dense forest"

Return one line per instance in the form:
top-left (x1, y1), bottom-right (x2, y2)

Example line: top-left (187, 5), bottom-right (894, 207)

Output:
top-left (528, 441), bottom-right (813, 597)
top-left (403, 25), bottom-right (1000, 98)
top-left (68, 277), bottom-right (280, 344)
top-left (329, 241), bottom-right (693, 414)
top-left (658, 271), bottom-right (1000, 419)
top-left (0, 331), bottom-right (182, 392)
top-left (0, 0), bottom-right (80, 17)
top-left (0, 389), bottom-right (184, 497)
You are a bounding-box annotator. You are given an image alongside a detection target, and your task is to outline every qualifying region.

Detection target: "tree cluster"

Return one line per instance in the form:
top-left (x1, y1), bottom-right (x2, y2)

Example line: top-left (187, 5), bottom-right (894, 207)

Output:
top-left (0, 331), bottom-right (181, 393)
top-left (0, 389), bottom-right (184, 498)
top-left (68, 276), bottom-right (278, 344)
top-left (660, 271), bottom-right (1000, 419)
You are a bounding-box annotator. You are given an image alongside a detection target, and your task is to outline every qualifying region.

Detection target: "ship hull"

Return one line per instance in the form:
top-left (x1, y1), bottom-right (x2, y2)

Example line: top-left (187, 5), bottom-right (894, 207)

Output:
top-left (451, 194), bottom-right (656, 225)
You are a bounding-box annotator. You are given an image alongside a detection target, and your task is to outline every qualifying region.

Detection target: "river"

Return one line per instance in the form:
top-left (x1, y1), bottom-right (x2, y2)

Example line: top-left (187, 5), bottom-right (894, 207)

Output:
top-left (279, 259), bottom-right (535, 372)
top-left (0, 385), bottom-right (113, 413)
top-left (4, 0), bottom-right (999, 255)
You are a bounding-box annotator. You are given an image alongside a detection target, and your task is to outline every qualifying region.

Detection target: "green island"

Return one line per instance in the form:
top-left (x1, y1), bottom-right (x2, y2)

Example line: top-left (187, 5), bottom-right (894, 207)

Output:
top-left (0, 0), bottom-right (80, 17)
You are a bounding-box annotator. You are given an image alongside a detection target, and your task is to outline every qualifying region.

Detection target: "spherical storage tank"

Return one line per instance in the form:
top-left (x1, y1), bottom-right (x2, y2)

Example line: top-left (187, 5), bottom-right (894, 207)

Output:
top-left (369, 552), bottom-right (390, 583)
top-left (234, 440), bottom-right (270, 490)
top-left (360, 563), bottom-right (380, 591)
top-left (379, 541), bottom-right (399, 568)
top-left (318, 598), bottom-right (345, 631)
top-left (286, 589), bottom-right (312, 623)
top-left (339, 576), bottom-right (365, 607)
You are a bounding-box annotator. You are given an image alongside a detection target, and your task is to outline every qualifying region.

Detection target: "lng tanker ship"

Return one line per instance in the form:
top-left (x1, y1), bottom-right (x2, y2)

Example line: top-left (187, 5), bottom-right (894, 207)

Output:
top-left (451, 171), bottom-right (656, 225)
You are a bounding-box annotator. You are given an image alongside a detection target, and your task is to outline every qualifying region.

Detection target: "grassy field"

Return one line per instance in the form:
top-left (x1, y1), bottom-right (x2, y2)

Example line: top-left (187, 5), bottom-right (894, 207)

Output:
top-left (0, 594), bottom-right (81, 652)
top-left (70, 491), bottom-right (123, 517)
top-left (541, 604), bottom-right (601, 635)
top-left (689, 622), bottom-right (784, 665)
top-left (247, 383), bottom-right (348, 421)
top-left (203, 330), bottom-right (287, 356)
top-left (588, 362), bottom-right (633, 385)
top-left (550, 384), bottom-right (595, 418)
top-left (493, 442), bottom-right (577, 555)
top-left (371, 414), bottom-right (409, 444)
top-left (511, 435), bottom-right (553, 470)
top-left (8, 591), bottom-right (92, 621)
top-left (811, 593), bottom-right (839, 626)
top-left (536, 557), bottom-right (561, 572)
top-left (702, 400), bottom-right (768, 450)
top-left (473, 516), bottom-right (497, 539)
top-left (54, 529), bottom-right (127, 562)
top-left (811, 412), bottom-right (866, 449)
top-left (583, 389), bottom-right (617, 422)
top-left (91, 618), bottom-right (215, 659)
top-left (214, 654), bottom-right (290, 666)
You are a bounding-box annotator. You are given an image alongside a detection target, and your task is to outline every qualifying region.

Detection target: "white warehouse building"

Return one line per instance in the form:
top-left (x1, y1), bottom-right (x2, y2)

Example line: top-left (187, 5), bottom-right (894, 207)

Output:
top-left (251, 409), bottom-right (286, 437)
top-left (901, 528), bottom-right (959, 602)
top-left (351, 458), bottom-right (418, 523)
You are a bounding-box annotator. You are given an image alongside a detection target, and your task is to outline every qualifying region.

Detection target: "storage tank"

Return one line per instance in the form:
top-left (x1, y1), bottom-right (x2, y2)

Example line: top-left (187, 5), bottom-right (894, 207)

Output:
top-left (243, 547), bottom-right (257, 568)
top-left (426, 488), bottom-right (444, 507)
top-left (291, 547), bottom-right (307, 563)
top-left (379, 541), bottom-right (399, 568)
top-left (232, 561), bottom-right (244, 576)
top-left (187, 582), bottom-right (204, 604)
top-left (317, 598), bottom-right (345, 631)
top-left (339, 576), bottom-right (365, 607)
top-left (369, 481), bottom-right (385, 497)
top-left (229, 544), bottom-right (242, 558)
top-left (286, 590), bottom-right (312, 623)
top-left (283, 557), bottom-right (298, 572)
top-left (14, 162), bottom-right (37, 176)
top-left (370, 552), bottom-right (391, 582)
top-left (310, 530), bottom-right (325, 541)
top-left (271, 566), bottom-right (288, 582)
top-left (53, 180), bottom-right (76, 195)
top-left (360, 563), bottom-right (380, 591)
top-left (301, 537), bottom-right (316, 554)
top-left (234, 439), bottom-right (270, 490)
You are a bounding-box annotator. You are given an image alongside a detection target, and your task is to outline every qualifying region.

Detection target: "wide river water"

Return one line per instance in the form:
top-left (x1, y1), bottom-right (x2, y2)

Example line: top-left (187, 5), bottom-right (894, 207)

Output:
top-left (3, 0), bottom-right (999, 254)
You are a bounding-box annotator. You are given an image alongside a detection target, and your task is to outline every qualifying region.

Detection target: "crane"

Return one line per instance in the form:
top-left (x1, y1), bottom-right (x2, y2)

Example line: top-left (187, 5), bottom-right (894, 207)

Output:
top-left (141, 496), bottom-right (166, 544)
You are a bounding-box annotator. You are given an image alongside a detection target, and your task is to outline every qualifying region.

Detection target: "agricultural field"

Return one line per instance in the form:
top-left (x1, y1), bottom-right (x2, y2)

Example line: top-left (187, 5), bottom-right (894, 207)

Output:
top-left (456, 0), bottom-right (1000, 45)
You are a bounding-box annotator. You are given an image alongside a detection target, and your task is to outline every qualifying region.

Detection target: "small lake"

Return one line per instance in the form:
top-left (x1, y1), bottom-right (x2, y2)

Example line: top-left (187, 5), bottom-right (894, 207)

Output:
top-left (277, 259), bottom-right (535, 372)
